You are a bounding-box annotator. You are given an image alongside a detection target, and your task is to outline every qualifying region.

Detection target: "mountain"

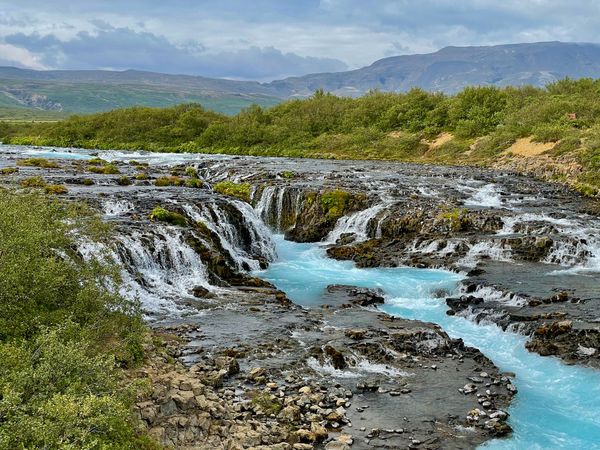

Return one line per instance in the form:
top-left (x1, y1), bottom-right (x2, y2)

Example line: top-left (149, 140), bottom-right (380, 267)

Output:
top-left (2, 41), bottom-right (600, 116)
top-left (269, 42), bottom-right (600, 97)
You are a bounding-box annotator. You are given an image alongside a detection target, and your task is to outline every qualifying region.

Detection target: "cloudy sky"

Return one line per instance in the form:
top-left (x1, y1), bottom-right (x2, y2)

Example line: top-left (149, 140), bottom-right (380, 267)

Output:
top-left (1, 1), bottom-right (599, 80)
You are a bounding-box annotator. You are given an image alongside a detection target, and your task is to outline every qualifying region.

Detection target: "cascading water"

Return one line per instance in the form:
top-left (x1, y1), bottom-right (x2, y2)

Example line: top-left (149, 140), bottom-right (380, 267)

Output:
top-left (255, 235), bottom-right (600, 449)
top-left (254, 185), bottom-right (304, 231)
top-left (181, 200), bottom-right (275, 271)
top-left (113, 226), bottom-right (213, 313)
top-left (103, 199), bottom-right (135, 217)
top-left (325, 202), bottom-right (388, 243)
top-left (463, 183), bottom-right (504, 208)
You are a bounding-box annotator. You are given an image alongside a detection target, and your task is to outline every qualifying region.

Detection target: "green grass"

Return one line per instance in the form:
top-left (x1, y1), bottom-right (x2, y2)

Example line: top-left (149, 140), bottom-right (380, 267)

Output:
top-left (0, 78), bottom-right (281, 116)
top-left (213, 181), bottom-right (251, 202)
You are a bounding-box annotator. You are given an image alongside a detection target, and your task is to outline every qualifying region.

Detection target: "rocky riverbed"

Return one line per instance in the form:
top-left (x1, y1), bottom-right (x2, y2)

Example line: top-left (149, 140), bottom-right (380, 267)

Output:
top-left (1, 144), bottom-right (598, 448)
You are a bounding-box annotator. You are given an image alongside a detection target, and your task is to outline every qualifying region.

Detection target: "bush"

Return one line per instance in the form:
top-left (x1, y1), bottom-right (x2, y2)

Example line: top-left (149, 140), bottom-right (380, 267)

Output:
top-left (83, 178), bottom-right (94, 186)
top-left (44, 184), bottom-right (68, 195)
top-left (0, 324), bottom-right (145, 449)
top-left (17, 158), bottom-right (60, 169)
top-left (0, 167), bottom-right (18, 175)
top-left (88, 164), bottom-right (120, 174)
top-left (20, 176), bottom-right (47, 188)
top-left (117, 176), bottom-right (132, 186)
top-left (185, 177), bottom-right (203, 188)
top-left (154, 176), bottom-right (184, 187)
top-left (320, 190), bottom-right (352, 222)
top-left (0, 191), bottom-right (149, 447)
top-left (213, 181), bottom-right (251, 202)
top-left (150, 206), bottom-right (188, 226)
top-left (88, 157), bottom-right (108, 165)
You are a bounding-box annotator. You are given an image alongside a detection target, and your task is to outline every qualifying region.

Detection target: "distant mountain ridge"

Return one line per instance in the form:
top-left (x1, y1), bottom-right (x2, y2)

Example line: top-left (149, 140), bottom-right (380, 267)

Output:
top-left (270, 42), bottom-right (600, 97)
top-left (2, 41), bottom-right (600, 115)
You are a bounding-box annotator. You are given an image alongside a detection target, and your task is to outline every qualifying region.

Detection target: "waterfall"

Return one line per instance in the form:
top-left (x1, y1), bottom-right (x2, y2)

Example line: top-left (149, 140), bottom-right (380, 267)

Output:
top-left (458, 241), bottom-right (512, 268)
top-left (325, 202), bottom-right (387, 243)
top-left (181, 200), bottom-right (275, 271)
top-left (113, 227), bottom-right (213, 313)
top-left (254, 185), bottom-right (303, 231)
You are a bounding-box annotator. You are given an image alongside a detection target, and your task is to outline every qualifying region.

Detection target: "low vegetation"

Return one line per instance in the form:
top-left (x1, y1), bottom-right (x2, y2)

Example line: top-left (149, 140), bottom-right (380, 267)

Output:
top-left (3, 79), bottom-right (600, 195)
top-left (320, 190), bottom-right (353, 223)
top-left (150, 206), bottom-right (188, 226)
top-left (0, 192), bottom-right (151, 448)
top-left (154, 175), bottom-right (184, 187)
top-left (213, 181), bottom-right (251, 202)
top-left (17, 157), bottom-right (59, 169)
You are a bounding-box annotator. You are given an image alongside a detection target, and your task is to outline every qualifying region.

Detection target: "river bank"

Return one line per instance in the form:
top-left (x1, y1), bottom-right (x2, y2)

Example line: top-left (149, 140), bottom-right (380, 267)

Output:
top-left (1, 144), bottom-right (598, 448)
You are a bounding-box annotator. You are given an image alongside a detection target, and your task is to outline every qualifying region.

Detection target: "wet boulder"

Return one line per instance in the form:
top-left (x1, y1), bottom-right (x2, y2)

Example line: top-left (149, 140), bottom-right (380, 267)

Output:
top-left (325, 284), bottom-right (385, 306)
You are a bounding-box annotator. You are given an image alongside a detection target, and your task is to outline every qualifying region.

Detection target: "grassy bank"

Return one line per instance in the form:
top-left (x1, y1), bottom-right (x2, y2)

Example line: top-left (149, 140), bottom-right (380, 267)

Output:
top-left (0, 191), bottom-right (154, 449)
top-left (2, 79), bottom-right (599, 196)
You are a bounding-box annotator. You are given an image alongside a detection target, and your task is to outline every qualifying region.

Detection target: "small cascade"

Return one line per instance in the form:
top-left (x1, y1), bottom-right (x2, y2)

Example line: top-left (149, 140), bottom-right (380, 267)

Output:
top-left (458, 241), bottom-right (512, 268)
top-left (546, 235), bottom-right (600, 273)
top-left (459, 283), bottom-right (527, 307)
top-left (497, 213), bottom-right (573, 236)
top-left (181, 200), bottom-right (275, 271)
top-left (409, 239), bottom-right (461, 257)
top-left (114, 227), bottom-right (212, 312)
top-left (254, 185), bottom-right (303, 231)
top-left (102, 199), bottom-right (135, 217)
top-left (463, 183), bottom-right (503, 208)
top-left (325, 203), bottom-right (387, 244)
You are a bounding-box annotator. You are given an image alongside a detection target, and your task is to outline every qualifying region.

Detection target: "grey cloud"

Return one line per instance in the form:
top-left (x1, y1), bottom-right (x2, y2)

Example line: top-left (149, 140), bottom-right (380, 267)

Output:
top-left (4, 27), bottom-right (347, 80)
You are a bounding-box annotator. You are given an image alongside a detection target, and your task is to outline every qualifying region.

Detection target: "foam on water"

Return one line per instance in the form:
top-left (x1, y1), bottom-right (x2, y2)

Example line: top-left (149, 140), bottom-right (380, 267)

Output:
top-left (325, 202), bottom-right (388, 243)
top-left (256, 235), bottom-right (600, 449)
top-left (463, 183), bottom-right (503, 208)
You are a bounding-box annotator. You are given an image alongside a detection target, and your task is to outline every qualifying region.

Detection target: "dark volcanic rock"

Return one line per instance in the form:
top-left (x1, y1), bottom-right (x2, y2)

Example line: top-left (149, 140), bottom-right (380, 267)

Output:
top-left (326, 284), bottom-right (385, 306)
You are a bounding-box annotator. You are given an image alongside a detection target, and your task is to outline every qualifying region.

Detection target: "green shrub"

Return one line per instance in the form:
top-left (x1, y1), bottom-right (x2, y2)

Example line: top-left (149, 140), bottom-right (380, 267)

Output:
top-left (88, 157), bottom-right (108, 165)
top-left (0, 167), bottom-right (18, 175)
top-left (117, 176), bottom-right (132, 186)
top-left (154, 176), bottom-right (184, 187)
top-left (88, 164), bottom-right (120, 174)
top-left (213, 181), bottom-right (251, 202)
top-left (20, 176), bottom-right (47, 188)
top-left (0, 192), bottom-right (142, 342)
top-left (83, 178), bottom-right (94, 186)
top-left (279, 170), bottom-right (295, 179)
top-left (150, 206), bottom-right (188, 226)
top-left (185, 166), bottom-right (197, 177)
top-left (0, 324), bottom-right (148, 449)
top-left (17, 158), bottom-right (60, 169)
top-left (135, 172), bottom-right (149, 180)
top-left (44, 184), bottom-right (68, 195)
top-left (185, 177), bottom-right (203, 188)
top-left (320, 189), bottom-right (352, 222)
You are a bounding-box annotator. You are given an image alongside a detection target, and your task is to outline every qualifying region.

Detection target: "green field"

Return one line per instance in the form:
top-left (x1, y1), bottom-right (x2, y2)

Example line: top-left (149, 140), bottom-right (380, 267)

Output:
top-left (0, 106), bottom-right (70, 122)
top-left (0, 78), bottom-right (282, 116)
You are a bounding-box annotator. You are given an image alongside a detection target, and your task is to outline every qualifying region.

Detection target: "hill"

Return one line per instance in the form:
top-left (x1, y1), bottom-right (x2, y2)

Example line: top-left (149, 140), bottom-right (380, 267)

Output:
top-left (0, 68), bottom-right (281, 116)
top-left (3, 42), bottom-right (600, 116)
top-left (270, 42), bottom-right (600, 97)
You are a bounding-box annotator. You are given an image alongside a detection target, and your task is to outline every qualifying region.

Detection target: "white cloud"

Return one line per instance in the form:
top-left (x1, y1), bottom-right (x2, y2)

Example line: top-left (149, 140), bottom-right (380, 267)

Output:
top-left (0, 43), bottom-right (47, 69)
top-left (1, 0), bottom-right (600, 78)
